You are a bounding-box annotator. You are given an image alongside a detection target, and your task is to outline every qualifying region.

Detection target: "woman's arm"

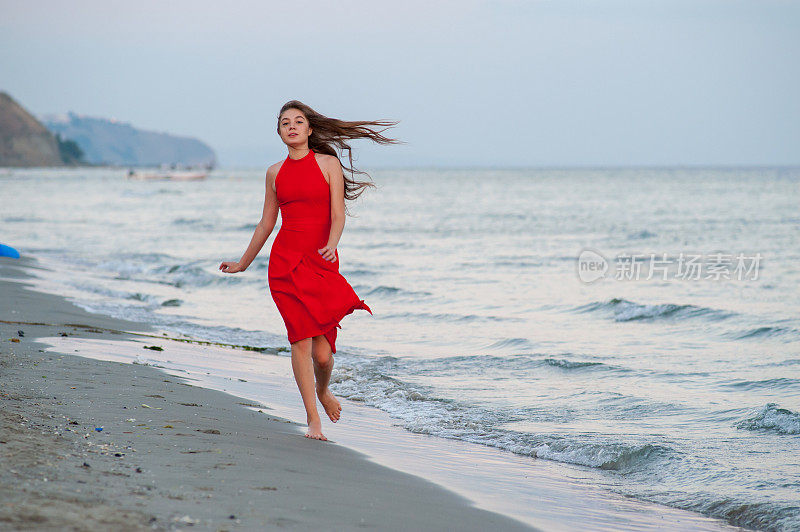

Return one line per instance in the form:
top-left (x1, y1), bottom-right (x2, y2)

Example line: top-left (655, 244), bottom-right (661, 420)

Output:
top-left (320, 157), bottom-right (346, 262)
top-left (225, 166), bottom-right (279, 272)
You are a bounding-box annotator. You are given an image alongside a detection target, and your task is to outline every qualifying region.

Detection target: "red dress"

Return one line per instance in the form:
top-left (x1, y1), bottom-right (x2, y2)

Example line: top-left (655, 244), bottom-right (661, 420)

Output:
top-left (268, 149), bottom-right (372, 354)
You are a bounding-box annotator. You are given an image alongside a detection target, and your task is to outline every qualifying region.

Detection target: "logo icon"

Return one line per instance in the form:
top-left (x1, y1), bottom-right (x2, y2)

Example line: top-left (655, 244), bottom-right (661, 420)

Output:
top-left (577, 248), bottom-right (608, 283)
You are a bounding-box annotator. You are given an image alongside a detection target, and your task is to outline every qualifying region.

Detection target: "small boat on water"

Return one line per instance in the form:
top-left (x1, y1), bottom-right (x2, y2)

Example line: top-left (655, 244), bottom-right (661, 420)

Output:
top-left (127, 169), bottom-right (208, 181)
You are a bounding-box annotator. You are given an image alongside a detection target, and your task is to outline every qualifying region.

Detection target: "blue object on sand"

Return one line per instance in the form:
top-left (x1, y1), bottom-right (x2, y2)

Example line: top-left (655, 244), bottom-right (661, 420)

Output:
top-left (0, 244), bottom-right (20, 259)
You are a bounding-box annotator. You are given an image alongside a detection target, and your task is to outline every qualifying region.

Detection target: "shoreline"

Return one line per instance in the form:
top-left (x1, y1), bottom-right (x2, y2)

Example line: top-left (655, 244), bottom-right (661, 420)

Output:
top-left (1, 255), bottom-right (746, 531)
top-left (1, 255), bottom-right (534, 531)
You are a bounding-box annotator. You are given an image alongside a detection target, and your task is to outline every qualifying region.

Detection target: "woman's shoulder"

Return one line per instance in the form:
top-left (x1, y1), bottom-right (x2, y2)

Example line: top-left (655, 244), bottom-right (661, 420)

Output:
top-left (266, 159), bottom-right (285, 178)
top-left (313, 152), bottom-right (340, 169)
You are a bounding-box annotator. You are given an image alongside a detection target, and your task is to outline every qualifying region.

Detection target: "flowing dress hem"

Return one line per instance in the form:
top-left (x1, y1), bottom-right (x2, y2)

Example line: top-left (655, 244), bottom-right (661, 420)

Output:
top-left (286, 300), bottom-right (372, 354)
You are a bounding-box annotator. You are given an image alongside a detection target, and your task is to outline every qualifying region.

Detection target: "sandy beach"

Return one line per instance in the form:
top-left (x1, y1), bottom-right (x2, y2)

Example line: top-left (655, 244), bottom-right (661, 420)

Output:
top-left (0, 254), bottom-right (760, 532)
top-left (0, 255), bottom-right (534, 531)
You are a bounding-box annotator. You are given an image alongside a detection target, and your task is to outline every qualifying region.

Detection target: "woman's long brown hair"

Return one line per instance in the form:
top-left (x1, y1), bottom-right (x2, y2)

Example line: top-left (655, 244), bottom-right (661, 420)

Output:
top-left (276, 100), bottom-right (402, 212)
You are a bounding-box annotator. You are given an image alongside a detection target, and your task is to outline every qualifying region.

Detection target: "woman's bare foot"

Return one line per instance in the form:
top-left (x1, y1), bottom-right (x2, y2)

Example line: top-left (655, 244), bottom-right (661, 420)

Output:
top-left (317, 387), bottom-right (342, 422)
top-left (305, 416), bottom-right (327, 440)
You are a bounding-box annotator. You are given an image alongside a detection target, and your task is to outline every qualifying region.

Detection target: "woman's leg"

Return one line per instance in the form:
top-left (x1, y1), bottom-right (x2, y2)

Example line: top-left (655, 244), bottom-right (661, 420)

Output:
top-left (312, 335), bottom-right (342, 422)
top-left (290, 337), bottom-right (326, 440)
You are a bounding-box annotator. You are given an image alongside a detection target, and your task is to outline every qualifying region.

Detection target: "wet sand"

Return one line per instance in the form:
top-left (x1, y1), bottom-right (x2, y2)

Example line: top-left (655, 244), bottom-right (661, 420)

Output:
top-left (0, 255), bottom-right (534, 531)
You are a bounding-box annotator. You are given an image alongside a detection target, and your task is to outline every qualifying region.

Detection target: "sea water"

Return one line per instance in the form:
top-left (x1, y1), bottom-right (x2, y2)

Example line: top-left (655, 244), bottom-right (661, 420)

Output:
top-left (2, 165), bottom-right (799, 530)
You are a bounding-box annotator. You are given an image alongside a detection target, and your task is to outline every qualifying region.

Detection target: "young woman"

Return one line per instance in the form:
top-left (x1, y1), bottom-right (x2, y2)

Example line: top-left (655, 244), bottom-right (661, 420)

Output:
top-left (219, 100), bottom-right (400, 441)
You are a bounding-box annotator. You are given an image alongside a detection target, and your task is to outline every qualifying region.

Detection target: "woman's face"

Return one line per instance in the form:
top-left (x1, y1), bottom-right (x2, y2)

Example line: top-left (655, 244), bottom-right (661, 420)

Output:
top-left (279, 109), bottom-right (312, 147)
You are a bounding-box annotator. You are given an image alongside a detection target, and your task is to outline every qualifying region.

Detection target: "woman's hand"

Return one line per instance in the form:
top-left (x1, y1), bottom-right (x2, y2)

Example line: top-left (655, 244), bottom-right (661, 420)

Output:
top-left (219, 261), bottom-right (245, 273)
top-left (318, 246), bottom-right (337, 263)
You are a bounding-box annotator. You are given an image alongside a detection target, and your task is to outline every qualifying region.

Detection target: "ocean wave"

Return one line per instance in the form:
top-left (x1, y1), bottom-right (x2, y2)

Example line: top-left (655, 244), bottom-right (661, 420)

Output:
top-left (171, 217), bottom-right (216, 230)
top-left (492, 259), bottom-right (545, 268)
top-left (728, 325), bottom-right (800, 341)
top-left (755, 358), bottom-right (800, 368)
top-left (84, 256), bottom-right (245, 289)
top-left (664, 492), bottom-right (800, 532)
top-left (92, 253), bottom-right (178, 277)
top-left (481, 337), bottom-right (534, 350)
top-left (150, 262), bottom-right (240, 288)
top-left (735, 403), bottom-right (800, 435)
top-left (358, 241), bottom-right (417, 249)
top-left (126, 292), bottom-right (163, 305)
top-left (573, 297), bottom-right (736, 322)
top-left (3, 215), bottom-right (44, 223)
top-left (362, 285), bottom-right (433, 299)
top-left (328, 352), bottom-right (800, 529)
top-left (121, 188), bottom-right (182, 197)
top-left (330, 354), bottom-right (676, 474)
top-left (67, 281), bottom-right (177, 309)
top-left (543, 358), bottom-right (604, 369)
top-left (377, 311), bottom-right (517, 324)
top-left (723, 378), bottom-right (800, 391)
top-left (415, 353), bottom-right (598, 372)
top-left (404, 353), bottom-right (634, 378)
top-left (532, 439), bottom-right (671, 471)
top-left (340, 268), bottom-right (378, 277)
top-left (626, 229), bottom-right (658, 240)
top-left (591, 391), bottom-right (690, 418)
top-left (172, 217), bottom-right (203, 225)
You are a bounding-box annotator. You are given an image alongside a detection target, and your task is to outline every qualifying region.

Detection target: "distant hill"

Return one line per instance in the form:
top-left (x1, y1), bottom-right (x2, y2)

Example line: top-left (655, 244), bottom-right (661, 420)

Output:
top-left (0, 91), bottom-right (74, 167)
top-left (40, 112), bottom-right (217, 168)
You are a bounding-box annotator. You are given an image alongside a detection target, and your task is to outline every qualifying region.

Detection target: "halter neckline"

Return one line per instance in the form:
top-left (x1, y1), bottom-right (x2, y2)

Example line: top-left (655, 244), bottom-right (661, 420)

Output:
top-left (287, 149), bottom-right (314, 162)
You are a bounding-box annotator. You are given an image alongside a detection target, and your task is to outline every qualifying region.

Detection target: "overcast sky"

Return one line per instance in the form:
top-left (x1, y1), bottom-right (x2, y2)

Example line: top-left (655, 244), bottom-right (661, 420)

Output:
top-left (1, 0), bottom-right (798, 168)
